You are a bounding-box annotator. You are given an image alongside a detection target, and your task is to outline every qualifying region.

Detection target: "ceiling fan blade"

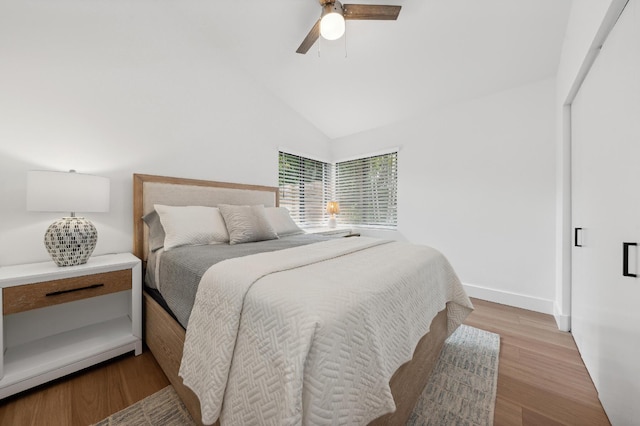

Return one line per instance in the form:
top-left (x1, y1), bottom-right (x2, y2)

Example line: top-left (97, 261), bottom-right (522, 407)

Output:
top-left (296, 20), bottom-right (321, 54)
top-left (343, 4), bottom-right (401, 20)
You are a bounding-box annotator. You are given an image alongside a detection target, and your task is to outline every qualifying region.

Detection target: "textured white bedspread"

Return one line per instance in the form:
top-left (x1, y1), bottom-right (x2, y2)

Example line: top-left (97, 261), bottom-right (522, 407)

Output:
top-left (179, 237), bottom-right (473, 425)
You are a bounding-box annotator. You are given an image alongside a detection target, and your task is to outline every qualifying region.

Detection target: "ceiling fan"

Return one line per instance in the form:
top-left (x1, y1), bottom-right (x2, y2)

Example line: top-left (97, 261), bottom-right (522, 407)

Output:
top-left (296, 0), bottom-right (401, 54)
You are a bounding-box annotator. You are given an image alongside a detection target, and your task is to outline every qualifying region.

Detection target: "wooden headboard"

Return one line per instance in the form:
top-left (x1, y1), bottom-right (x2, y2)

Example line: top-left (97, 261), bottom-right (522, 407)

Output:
top-left (132, 174), bottom-right (279, 262)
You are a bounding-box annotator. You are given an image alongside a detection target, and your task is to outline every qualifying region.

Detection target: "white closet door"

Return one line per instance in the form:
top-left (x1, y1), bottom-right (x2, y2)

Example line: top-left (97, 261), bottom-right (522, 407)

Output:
top-left (571, 1), bottom-right (640, 424)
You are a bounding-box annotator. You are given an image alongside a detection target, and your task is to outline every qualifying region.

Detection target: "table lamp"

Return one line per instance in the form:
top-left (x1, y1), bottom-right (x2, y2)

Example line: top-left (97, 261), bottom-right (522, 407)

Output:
top-left (326, 201), bottom-right (340, 228)
top-left (27, 170), bottom-right (110, 267)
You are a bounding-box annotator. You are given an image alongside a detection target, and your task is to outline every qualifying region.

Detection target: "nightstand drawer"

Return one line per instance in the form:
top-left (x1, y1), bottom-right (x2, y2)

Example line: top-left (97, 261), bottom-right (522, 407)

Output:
top-left (3, 269), bottom-right (131, 315)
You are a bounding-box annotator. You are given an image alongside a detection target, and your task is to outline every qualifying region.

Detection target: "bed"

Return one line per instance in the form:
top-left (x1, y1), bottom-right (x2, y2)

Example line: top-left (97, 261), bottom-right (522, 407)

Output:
top-left (132, 173), bottom-right (473, 426)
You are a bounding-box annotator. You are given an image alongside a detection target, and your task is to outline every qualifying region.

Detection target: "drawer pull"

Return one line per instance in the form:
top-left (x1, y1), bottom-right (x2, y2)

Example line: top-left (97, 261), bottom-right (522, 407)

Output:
top-left (46, 283), bottom-right (105, 297)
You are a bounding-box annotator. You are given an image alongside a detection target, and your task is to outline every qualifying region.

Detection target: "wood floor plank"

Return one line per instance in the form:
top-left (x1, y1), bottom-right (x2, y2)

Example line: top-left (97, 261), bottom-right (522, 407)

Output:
top-left (498, 374), bottom-right (609, 426)
top-left (522, 408), bottom-right (566, 426)
top-left (70, 363), bottom-right (110, 425)
top-left (494, 396), bottom-right (522, 426)
top-left (509, 347), bottom-right (601, 406)
top-left (498, 332), bottom-right (585, 366)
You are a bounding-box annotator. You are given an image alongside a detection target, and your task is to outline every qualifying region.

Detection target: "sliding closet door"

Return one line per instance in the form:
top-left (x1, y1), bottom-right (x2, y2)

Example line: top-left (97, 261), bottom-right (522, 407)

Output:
top-left (571, 1), bottom-right (640, 424)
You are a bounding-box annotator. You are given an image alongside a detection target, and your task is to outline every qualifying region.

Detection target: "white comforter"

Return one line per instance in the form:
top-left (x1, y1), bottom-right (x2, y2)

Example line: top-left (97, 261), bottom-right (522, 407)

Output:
top-left (179, 237), bottom-right (473, 425)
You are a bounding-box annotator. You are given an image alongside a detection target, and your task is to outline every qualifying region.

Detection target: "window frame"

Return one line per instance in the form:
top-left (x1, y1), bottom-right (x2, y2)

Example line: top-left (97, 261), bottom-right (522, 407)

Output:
top-left (278, 151), bottom-right (334, 228)
top-left (278, 149), bottom-right (398, 229)
top-left (334, 151), bottom-right (398, 229)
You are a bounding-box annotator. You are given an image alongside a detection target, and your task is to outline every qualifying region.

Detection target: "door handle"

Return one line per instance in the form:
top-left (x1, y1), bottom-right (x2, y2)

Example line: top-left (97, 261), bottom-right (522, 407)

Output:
top-left (623, 242), bottom-right (637, 277)
top-left (574, 228), bottom-right (583, 247)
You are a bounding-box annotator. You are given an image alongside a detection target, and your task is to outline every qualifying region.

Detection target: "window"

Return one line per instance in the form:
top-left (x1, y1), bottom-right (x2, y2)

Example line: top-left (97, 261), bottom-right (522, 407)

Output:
top-left (335, 152), bottom-right (398, 229)
top-left (278, 150), bottom-right (398, 229)
top-left (278, 151), bottom-right (333, 227)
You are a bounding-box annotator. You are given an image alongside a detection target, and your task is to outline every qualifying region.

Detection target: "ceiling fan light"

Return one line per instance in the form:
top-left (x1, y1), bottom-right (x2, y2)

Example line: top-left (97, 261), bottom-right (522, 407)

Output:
top-left (320, 3), bottom-right (345, 41)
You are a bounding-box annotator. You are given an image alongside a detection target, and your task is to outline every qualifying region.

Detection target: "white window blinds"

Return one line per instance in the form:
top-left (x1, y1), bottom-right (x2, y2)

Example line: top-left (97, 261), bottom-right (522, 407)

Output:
top-left (335, 152), bottom-right (398, 229)
top-left (278, 151), bottom-right (333, 227)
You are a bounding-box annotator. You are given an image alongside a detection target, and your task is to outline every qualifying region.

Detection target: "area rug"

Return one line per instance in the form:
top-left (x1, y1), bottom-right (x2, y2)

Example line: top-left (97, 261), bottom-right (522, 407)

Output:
top-left (94, 325), bottom-right (500, 426)
top-left (407, 324), bottom-right (500, 425)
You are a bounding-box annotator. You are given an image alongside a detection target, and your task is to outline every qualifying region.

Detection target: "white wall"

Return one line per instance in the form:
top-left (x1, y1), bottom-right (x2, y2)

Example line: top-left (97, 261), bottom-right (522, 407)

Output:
top-left (0, 1), bottom-right (330, 266)
top-left (331, 79), bottom-right (557, 313)
top-left (0, 0), bottom-right (615, 323)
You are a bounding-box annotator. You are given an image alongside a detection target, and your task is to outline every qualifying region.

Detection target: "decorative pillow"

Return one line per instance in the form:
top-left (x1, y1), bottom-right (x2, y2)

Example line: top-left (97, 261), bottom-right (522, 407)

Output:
top-left (218, 204), bottom-right (279, 245)
top-left (154, 204), bottom-right (229, 251)
top-left (142, 210), bottom-right (165, 252)
top-left (265, 207), bottom-right (304, 236)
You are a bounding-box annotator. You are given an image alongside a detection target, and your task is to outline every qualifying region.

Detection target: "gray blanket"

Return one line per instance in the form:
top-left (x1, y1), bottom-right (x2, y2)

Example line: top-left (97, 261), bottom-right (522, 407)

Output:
top-left (153, 233), bottom-right (332, 327)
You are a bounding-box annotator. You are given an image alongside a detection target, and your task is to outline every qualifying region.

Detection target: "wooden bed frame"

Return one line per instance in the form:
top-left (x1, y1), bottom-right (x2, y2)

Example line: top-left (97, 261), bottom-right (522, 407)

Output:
top-left (132, 173), bottom-right (449, 426)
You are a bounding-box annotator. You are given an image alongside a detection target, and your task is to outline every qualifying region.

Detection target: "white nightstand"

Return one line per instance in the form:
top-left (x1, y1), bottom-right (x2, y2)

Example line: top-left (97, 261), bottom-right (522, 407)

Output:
top-left (304, 227), bottom-right (360, 238)
top-left (0, 253), bottom-right (142, 399)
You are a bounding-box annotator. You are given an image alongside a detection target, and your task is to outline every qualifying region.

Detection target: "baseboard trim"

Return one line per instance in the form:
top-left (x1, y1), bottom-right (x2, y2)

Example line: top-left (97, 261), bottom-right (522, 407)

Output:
top-left (462, 283), bottom-right (555, 316)
top-left (553, 303), bottom-right (571, 332)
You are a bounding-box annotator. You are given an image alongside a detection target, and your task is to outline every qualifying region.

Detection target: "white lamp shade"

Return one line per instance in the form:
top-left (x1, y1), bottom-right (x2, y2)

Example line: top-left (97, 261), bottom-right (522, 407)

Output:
top-left (320, 12), bottom-right (345, 40)
top-left (326, 201), bottom-right (340, 215)
top-left (27, 170), bottom-right (110, 214)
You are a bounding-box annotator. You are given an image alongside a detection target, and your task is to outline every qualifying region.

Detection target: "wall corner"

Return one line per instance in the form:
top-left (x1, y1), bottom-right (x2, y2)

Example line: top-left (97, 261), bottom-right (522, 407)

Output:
top-left (554, 302), bottom-right (571, 331)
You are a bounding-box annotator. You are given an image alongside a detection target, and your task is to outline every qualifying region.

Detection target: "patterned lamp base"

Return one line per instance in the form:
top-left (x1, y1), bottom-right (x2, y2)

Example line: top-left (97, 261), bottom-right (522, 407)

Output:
top-left (44, 217), bottom-right (98, 267)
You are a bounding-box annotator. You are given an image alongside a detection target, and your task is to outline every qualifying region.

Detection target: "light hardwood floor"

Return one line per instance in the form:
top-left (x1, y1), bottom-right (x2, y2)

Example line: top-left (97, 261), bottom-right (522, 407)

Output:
top-left (0, 298), bottom-right (610, 425)
top-left (465, 298), bottom-right (610, 425)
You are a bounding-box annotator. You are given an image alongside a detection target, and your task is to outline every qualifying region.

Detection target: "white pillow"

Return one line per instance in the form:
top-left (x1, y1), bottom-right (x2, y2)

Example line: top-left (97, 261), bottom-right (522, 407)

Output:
top-left (265, 207), bottom-right (303, 236)
top-left (154, 204), bottom-right (229, 250)
top-left (218, 204), bottom-right (279, 245)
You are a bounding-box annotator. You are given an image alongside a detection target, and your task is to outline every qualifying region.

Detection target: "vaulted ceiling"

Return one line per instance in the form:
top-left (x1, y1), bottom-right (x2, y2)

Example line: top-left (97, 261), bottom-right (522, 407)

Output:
top-left (197, 0), bottom-right (573, 139)
top-left (2, 0), bottom-right (573, 141)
